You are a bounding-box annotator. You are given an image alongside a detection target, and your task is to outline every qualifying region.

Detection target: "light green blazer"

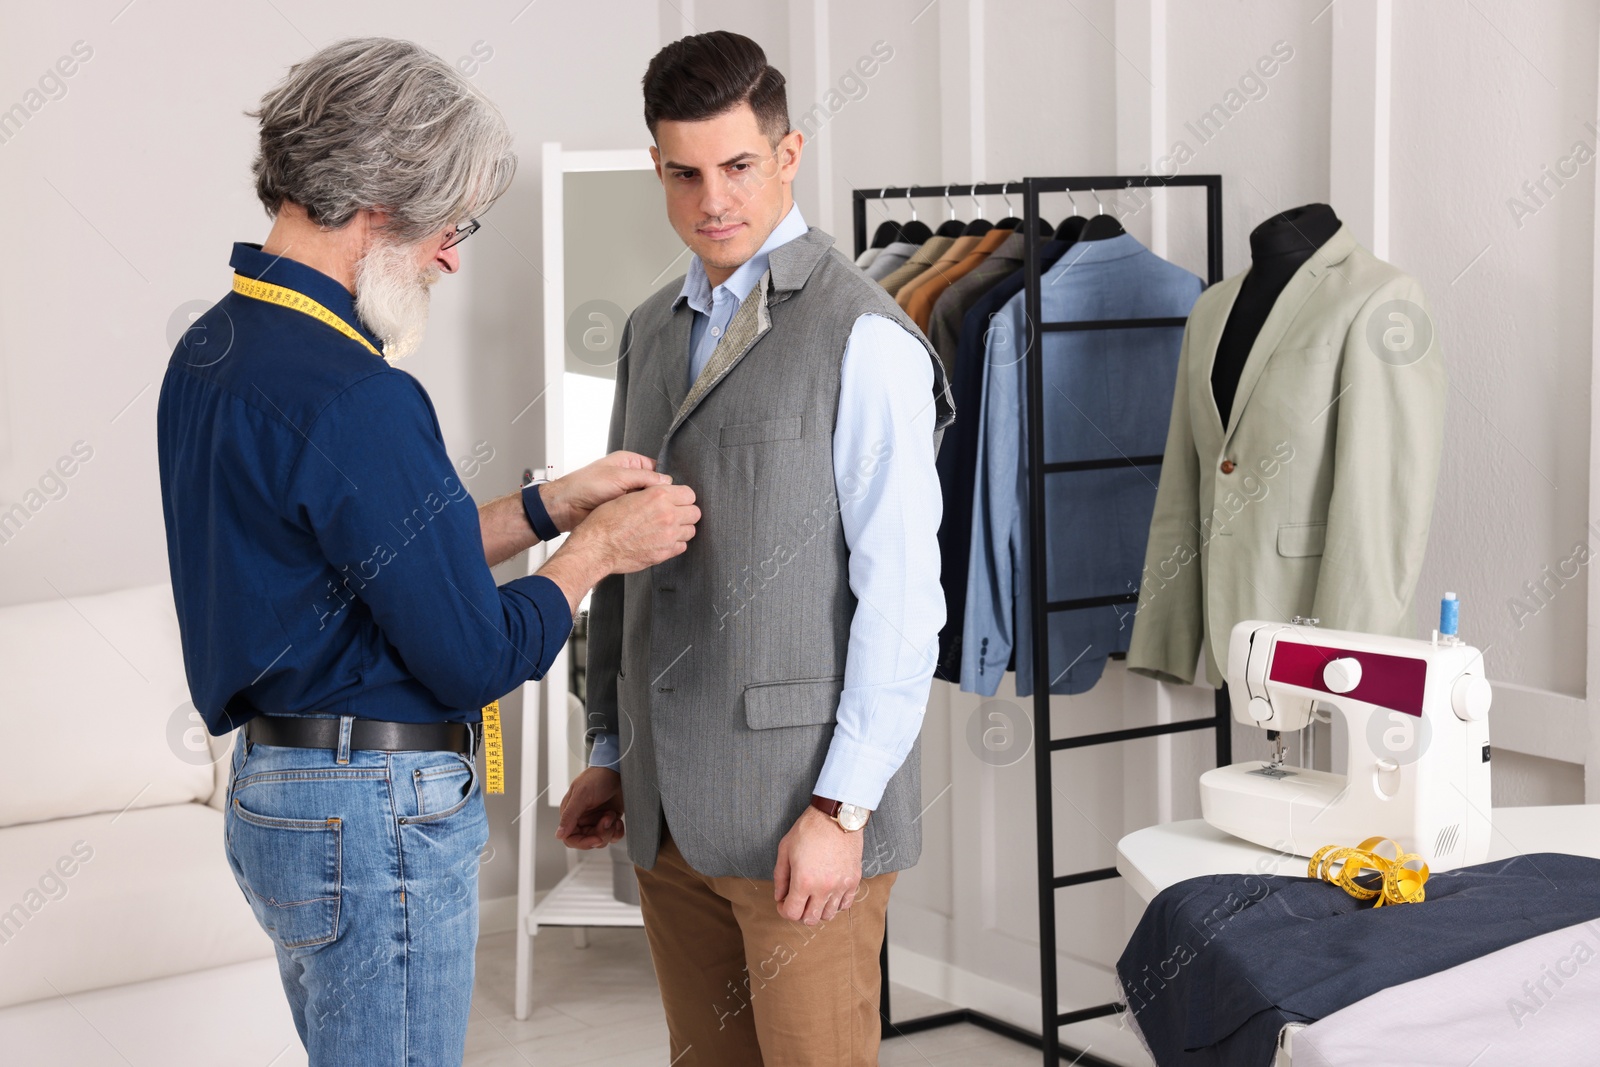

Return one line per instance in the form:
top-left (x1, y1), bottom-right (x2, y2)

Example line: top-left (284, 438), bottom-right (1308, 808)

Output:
top-left (1127, 225), bottom-right (1446, 687)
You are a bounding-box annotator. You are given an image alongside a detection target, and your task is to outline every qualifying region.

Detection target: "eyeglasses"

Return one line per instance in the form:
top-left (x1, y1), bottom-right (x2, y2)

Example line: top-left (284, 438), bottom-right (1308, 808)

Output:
top-left (441, 218), bottom-right (480, 250)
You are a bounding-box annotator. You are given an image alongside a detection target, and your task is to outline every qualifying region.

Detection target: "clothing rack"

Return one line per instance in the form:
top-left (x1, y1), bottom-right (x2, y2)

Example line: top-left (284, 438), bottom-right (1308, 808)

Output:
top-left (853, 176), bottom-right (1229, 1066)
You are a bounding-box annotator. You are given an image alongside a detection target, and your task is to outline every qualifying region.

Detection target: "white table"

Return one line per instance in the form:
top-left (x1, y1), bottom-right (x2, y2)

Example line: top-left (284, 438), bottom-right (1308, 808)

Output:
top-left (1116, 804), bottom-right (1600, 902)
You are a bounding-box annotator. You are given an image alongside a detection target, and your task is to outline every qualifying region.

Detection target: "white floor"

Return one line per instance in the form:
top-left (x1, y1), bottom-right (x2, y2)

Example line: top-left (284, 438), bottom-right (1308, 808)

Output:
top-left (467, 926), bottom-right (1054, 1066)
top-left (0, 926), bottom-right (1057, 1066)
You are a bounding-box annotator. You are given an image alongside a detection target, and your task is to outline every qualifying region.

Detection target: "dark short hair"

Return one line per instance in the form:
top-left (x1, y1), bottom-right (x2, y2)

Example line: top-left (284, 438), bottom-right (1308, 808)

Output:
top-left (642, 32), bottom-right (790, 144)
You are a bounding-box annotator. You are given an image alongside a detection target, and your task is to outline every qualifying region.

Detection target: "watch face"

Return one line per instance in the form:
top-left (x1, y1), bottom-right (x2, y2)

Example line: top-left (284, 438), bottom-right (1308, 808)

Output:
top-left (837, 803), bottom-right (870, 832)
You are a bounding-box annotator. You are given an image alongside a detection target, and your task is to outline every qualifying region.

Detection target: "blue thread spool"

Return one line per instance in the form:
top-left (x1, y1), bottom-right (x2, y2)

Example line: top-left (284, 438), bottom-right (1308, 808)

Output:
top-left (1440, 592), bottom-right (1459, 637)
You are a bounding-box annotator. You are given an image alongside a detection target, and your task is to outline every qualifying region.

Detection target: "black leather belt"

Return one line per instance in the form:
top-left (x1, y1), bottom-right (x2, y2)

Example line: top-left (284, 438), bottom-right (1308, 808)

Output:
top-left (246, 715), bottom-right (475, 755)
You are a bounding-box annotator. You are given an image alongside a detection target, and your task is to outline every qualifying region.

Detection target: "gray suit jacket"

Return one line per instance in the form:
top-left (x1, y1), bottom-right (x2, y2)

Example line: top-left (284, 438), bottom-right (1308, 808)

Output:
top-left (1127, 226), bottom-right (1447, 687)
top-left (586, 229), bottom-right (954, 878)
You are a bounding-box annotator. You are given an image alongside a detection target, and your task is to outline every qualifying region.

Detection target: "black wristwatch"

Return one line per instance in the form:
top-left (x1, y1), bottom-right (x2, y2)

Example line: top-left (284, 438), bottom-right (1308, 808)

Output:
top-left (520, 467), bottom-right (560, 542)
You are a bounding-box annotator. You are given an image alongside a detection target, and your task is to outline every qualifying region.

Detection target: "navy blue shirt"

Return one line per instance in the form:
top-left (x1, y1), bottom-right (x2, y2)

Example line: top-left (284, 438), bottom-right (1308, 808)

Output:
top-left (157, 243), bottom-right (570, 734)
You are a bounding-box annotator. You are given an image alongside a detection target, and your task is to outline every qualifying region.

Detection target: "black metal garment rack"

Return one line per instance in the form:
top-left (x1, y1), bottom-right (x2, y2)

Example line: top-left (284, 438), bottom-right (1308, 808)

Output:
top-left (852, 176), bottom-right (1230, 1066)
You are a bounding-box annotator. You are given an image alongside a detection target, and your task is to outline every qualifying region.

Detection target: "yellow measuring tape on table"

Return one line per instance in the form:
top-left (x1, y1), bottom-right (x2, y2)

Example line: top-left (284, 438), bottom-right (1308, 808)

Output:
top-left (1308, 836), bottom-right (1429, 906)
top-left (231, 273), bottom-right (383, 358)
top-left (479, 701), bottom-right (505, 795)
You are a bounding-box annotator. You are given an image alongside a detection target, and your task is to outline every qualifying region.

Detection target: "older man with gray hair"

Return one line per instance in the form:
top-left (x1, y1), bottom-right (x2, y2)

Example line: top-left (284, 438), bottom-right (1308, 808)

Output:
top-left (157, 38), bottom-right (699, 1065)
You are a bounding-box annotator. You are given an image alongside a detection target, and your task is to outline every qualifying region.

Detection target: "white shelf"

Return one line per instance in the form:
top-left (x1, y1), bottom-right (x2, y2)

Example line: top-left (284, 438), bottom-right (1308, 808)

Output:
top-left (525, 852), bottom-right (643, 932)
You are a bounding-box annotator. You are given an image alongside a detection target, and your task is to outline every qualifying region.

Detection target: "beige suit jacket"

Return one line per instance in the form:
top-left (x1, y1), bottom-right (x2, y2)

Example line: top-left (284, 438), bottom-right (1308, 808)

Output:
top-left (878, 236), bottom-right (953, 297)
top-left (1127, 226), bottom-right (1447, 687)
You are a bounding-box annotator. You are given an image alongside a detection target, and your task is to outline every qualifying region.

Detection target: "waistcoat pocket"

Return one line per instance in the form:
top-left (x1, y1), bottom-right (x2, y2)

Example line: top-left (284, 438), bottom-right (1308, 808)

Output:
top-left (743, 676), bottom-right (844, 729)
top-left (720, 416), bottom-right (803, 447)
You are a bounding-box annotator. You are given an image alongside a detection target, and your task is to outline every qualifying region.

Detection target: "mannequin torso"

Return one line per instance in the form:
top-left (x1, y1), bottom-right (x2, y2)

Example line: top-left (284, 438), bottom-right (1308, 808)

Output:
top-left (1210, 203), bottom-right (1342, 425)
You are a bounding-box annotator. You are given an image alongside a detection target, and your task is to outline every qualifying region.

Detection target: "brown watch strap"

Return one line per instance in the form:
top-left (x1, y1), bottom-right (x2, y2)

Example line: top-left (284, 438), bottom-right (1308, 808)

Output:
top-left (810, 794), bottom-right (842, 818)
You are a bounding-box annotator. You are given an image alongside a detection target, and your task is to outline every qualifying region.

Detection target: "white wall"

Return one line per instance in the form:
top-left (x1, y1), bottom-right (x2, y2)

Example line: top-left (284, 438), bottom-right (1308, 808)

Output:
top-left (2, 1), bottom-right (1596, 1061)
top-left (1391, 1), bottom-right (1594, 807)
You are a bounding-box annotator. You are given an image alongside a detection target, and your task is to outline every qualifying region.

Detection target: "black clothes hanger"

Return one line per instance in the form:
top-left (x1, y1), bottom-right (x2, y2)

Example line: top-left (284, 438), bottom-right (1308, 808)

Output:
top-left (870, 220), bottom-right (903, 248)
top-left (898, 188), bottom-right (934, 244)
top-left (995, 183), bottom-right (1022, 229)
top-left (869, 187), bottom-right (920, 247)
top-left (961, 186), bottom-right (993, 237)
top-left (1077, 189), bottom-right (1125, 240)
top-left (868, 188), bottom-right (898, 247)
top-left (1054, 215), bottom-right (1089, 243)
top-left (1078, 213), bottom-right (1125, 240)
top-left (889, 189), bottom-right (934, 246)
top-left (934, 186), bottom-right (967, 238)
top-left (1052, 191), bottom-right (1085, 242)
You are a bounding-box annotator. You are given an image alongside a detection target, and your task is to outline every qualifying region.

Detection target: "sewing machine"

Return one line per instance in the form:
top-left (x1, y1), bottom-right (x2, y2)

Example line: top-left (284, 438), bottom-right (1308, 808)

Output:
top-left (1199, 611), bottom-right (1493, 872)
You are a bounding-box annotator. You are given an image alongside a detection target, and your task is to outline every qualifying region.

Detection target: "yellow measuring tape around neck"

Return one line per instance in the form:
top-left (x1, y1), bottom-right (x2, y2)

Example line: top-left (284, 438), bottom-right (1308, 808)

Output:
top-left (232, 273), bottom-right (383, 359)
top-left (479, 701), bottom-right (505, 794)
top-left (1309, 836), bottom-right (1429, 906)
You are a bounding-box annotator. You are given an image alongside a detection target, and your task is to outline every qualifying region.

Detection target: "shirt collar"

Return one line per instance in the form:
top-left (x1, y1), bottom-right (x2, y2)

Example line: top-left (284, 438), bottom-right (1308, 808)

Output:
top-left (228, 242), bottom-right (386, 354)
top-left (676, 204), bottom-right (809, 313)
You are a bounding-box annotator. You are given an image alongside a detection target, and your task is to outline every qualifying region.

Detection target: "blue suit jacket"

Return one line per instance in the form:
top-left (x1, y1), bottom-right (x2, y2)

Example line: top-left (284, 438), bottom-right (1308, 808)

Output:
top-left (961, 234), bottom-right (1202, 697)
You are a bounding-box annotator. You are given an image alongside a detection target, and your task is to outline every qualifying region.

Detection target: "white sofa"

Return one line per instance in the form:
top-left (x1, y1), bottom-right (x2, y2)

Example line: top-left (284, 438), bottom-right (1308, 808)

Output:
top-left (0, 583), bottom-right (305, 1066)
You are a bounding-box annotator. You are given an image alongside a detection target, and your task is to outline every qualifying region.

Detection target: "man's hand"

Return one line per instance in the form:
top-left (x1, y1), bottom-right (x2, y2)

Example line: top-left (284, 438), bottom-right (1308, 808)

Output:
top-left (574, 483), bottom-right (700, 573)
top-left (477, 452), bottom-right (664, 567)
top-left (556, 767), bottom-right (625, 849)
top-left (773, 806), bottom-right (864, 925)
top-left (542, 451), bottom-right (668, 533)
top-left (539, 482), bottom-right (700, 612)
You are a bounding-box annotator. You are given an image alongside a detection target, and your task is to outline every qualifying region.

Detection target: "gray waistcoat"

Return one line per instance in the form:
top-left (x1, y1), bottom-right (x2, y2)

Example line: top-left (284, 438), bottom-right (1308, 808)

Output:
top-left (584, 228), bottom-right (954, 879)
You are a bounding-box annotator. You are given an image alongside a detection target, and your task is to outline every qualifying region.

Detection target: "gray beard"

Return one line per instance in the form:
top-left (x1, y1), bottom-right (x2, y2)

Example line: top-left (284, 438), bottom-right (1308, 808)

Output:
top-left (354, 239), bottom-right (436, 363)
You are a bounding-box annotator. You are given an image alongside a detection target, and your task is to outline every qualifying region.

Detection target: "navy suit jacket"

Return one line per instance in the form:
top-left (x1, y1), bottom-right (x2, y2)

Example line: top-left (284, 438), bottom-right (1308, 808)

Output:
top-left (935, 239), bottom-right (1070, 681)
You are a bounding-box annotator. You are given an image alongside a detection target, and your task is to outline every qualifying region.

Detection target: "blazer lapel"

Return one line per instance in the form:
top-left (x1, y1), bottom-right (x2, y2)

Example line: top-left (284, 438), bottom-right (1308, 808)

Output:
top-left (663, 271), bottom-right (772, 442)
top-left (1223, 225), bottom-right (1357, 447)
top-left (660, 228), bottom-right (835, 445)
top-left (1189, 273), bottom-right (1244, 460)
top-left (655, 301), bottom-right (693, 416)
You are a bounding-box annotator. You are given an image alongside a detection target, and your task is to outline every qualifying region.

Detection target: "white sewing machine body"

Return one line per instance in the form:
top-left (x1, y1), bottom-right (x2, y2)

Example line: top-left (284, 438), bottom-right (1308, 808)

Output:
top-left (1200, 619), bottom-right (1493, 872)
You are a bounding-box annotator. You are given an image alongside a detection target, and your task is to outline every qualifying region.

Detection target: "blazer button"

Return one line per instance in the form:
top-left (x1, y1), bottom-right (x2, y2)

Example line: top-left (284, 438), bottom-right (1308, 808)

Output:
top-left (1219, 460), bottom-right (1236, 474)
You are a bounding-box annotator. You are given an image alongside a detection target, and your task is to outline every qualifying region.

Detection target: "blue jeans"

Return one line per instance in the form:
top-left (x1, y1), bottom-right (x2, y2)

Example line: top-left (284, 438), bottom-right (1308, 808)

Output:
top-left (223, 718), bottom-right (488, 1066)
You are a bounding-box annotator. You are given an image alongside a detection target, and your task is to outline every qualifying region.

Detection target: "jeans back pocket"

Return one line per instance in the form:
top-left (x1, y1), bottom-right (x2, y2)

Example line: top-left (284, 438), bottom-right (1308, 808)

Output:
top-left (227, 797), bottom-right (342, 948)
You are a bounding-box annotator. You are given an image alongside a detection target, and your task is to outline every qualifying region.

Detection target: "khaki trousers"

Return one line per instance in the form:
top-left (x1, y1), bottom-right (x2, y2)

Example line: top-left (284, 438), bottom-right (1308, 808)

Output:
top-left (634, 830), bottom-right (896, 1066)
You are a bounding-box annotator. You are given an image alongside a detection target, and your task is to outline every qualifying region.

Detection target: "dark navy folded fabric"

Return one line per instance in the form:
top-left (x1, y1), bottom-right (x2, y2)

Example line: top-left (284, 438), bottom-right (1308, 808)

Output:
top-left (1117, 853), bottom-right (1600, 1067)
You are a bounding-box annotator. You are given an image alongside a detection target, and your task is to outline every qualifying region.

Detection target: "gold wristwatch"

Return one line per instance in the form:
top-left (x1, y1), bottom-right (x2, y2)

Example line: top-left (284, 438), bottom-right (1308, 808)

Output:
top-left (810, 794), bottom-right (870, 832)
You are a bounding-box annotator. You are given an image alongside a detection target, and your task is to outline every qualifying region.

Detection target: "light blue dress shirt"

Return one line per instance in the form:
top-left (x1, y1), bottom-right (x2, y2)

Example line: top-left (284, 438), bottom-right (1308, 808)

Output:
top-left (590, 205), bottom-right (943, 812)
top-left (682, 204), bottom-right (810, 386)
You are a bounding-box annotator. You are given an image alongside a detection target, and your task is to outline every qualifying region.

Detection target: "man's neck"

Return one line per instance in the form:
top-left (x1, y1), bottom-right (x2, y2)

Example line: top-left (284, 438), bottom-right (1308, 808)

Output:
top-left (259, 204), bottom-right (368, 293)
